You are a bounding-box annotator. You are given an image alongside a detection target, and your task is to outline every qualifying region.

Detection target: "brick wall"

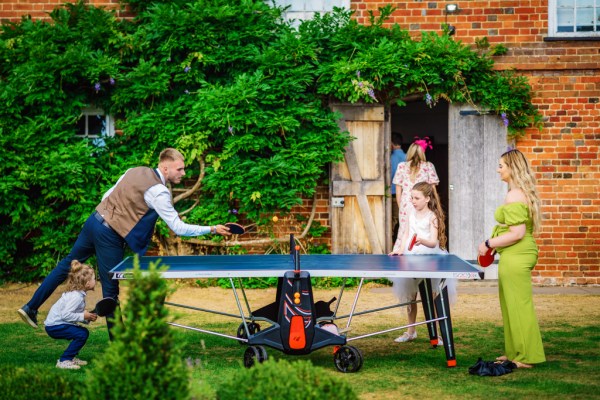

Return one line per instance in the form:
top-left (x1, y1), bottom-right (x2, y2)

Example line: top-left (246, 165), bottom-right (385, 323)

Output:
top-left (0, 0), bottom-right (129, 22)
top-left (256, 184), bottom-right (332, 253)
top-left (352, 1), bottom-right (550, 44)
top-left (3, 1), bottom-right (598, 285)
top-left (520, 70), bottom-right (599, 286)
top-left (352, 1), bottom-right (600, 285)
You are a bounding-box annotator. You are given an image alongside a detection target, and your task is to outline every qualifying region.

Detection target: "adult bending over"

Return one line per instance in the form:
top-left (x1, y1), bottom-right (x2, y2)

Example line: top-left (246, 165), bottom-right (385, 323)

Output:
top-left (18, 148), bottom-right (231, 337)
top-left (478, 149), bottom-right (545, 369)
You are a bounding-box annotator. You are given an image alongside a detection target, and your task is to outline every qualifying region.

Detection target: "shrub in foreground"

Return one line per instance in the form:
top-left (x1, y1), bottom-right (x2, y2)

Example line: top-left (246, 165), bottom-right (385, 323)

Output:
top-left (0, 365), bottom-right (81, 399)
top-left (216, 358), bottom-right (358, 400)
top-left (83, 258), bottom-right (190, 399)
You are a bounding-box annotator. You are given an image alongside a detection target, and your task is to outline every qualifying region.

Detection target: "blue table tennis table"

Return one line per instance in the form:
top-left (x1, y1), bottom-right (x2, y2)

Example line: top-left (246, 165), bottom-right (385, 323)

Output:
top-left (111, 237), bottom-right (481, 372)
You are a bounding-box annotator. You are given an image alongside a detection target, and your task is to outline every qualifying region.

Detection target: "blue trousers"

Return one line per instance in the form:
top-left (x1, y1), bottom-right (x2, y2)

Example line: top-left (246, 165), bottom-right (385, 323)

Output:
top-left (45, 324), bottom-right (89, 361)
top-left (28, 213), bottom-right (125, 337)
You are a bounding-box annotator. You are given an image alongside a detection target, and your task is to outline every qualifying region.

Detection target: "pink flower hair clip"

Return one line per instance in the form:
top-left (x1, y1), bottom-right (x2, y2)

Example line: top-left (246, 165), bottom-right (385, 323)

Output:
top-left (413, 136), bottom-right (433, 152)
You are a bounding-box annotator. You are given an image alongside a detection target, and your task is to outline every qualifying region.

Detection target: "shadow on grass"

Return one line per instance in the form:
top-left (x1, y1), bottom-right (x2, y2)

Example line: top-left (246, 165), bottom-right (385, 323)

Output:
top-left (1, 320), bottom-right (599, 399)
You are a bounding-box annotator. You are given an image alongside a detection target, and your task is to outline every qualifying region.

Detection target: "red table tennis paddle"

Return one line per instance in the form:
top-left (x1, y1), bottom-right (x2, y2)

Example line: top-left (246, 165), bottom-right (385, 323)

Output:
top-left (407, 234), bottom-right (417, 251)
top-left (92, 297), bottom-right (117, 317)
top-left (478, 248), bottom-right (496, 267)
top-left (225, 222), bottom-right (245, 234)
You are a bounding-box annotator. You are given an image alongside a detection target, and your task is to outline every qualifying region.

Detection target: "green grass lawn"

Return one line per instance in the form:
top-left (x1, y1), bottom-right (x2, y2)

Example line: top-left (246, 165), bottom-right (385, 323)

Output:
top-left (2, 284), bottom-right (598, 399)
top-left (1, 308), bottom-right (599, 399)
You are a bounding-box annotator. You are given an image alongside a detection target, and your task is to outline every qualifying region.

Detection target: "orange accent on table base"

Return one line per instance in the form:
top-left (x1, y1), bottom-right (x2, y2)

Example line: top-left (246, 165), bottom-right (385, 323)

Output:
top-left (289, 315), bottom-right (306, 350)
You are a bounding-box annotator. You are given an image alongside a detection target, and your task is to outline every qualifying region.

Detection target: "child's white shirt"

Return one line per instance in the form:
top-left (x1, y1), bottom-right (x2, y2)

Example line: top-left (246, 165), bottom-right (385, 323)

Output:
top-left (44, 290), bottom-right (87, 327)
top-left (402, 210), bottom-right (445, 255)
top-left (392, 209), bottom-right (457, 304)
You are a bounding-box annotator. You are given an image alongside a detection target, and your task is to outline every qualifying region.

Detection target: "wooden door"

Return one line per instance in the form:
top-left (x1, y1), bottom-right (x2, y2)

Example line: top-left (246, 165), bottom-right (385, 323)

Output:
top-left (448, 104), bottom-right (509, 271)
top-left (330, 104), bottom-right (387, 254)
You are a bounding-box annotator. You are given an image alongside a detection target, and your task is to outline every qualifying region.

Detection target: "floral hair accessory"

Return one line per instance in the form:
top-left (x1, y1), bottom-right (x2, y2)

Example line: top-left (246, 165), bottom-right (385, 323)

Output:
top-left (413, 136), bottom-right (432, 152)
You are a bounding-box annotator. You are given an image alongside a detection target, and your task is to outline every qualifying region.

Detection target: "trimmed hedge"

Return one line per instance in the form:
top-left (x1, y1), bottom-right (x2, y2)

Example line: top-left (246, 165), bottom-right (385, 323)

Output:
top-left (0, 365), bottom-right (81, 399)
top-left (216, 358), bottom-right (358, 400)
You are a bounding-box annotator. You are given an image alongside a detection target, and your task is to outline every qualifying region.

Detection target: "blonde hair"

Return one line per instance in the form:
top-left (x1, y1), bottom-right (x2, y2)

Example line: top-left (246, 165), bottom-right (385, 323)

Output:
top-left (64, 260), bottom-right (95, 292)
top-left (159, 148), bottom-right (184, 163)
top-left (501, 149), bottom-right (541, 233)
top-left (405, 143), bottom-right (426, 177)
top-left (412, 182), bottom-right (447, 250)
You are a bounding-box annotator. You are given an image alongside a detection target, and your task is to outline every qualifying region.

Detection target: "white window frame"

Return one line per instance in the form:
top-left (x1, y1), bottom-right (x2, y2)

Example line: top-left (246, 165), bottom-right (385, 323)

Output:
top-left (76, 107), bottom-right (114, 146)
top-left (274, 0), bottom-right (350, 24)
top-left (548, 0), bottom-right (600, 38)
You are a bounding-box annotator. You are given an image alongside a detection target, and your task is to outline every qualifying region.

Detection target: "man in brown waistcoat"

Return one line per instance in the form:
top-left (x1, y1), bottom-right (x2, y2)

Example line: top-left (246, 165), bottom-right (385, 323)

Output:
top-left (18, 148), bottom-right (231, 338)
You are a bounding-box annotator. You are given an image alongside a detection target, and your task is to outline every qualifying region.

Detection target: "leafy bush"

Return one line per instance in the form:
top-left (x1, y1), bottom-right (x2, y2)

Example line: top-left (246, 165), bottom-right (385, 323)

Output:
top-left (0, 365), bottom-right (81, 399)
top-left (83, 258), bottom-right (190, 400)
top-left (0, 1), bottom-right (542, 282)
top-left (216, 359), bottom-right (358, 400)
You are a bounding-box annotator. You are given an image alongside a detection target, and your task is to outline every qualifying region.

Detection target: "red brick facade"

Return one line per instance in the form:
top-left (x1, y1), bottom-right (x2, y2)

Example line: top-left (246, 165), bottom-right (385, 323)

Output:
top-left (0, 1), bottom-right (128, 21)
top-left (355, 1), bottom-right (600, 286)
top-left (3, 1), bottom-right (598, 285)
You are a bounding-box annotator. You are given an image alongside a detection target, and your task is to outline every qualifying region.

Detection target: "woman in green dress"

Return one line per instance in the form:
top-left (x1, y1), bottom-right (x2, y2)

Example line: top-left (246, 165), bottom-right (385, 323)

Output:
top-left (478, 149), bottom-right (546, 369)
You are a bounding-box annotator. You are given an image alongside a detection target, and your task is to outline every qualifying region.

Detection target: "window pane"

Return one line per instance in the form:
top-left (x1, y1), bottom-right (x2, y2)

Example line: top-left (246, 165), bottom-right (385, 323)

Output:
top-left (557, 8), bottom-right (575, 31)
top-left (289, 0), bottom-right (307, 10)
top-left (576, 8), bottom-right (595, 31)
top-left (88, 115), bottom-right (106, 137)
top-left (577, 0), bottom-right (594, 7)
top-left (557, 0), bottom-right (574, 7)
top-left (76, 117), bottom-right (87, 136)
top-left (274, 0), bottom-right (346, 14)
top-left (307, 0), bottom-right (325, 10)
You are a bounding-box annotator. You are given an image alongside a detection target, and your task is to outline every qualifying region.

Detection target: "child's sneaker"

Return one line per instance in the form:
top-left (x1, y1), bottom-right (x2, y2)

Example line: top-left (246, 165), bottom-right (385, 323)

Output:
top-left (56, 359), bottom-right (81, 370)
top-left (71, 357), bottom-right (88, 366)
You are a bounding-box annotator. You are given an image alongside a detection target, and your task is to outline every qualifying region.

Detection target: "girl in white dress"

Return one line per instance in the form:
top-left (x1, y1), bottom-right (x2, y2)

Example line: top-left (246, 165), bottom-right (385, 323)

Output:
top-left (388, 182), bottom-right (457, 343)
top-left (392, 139), bottom-right (439, 254)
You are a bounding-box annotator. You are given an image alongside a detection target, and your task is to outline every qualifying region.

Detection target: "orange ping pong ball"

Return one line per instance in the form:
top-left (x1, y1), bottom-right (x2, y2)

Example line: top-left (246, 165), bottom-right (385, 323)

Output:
top-left (272, 216), bottom-right (278, 222)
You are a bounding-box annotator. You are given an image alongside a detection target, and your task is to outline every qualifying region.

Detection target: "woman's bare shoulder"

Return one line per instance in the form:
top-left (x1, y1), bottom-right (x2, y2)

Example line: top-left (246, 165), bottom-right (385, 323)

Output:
top-left (505, 188), bottom-right (527, 203)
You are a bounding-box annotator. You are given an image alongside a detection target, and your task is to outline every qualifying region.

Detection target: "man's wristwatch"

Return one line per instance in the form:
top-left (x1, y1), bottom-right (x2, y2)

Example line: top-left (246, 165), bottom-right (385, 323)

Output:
top-left (485, 239), bottom-right (492, 249)
top-left (210, 226), bottom-right (216, 234)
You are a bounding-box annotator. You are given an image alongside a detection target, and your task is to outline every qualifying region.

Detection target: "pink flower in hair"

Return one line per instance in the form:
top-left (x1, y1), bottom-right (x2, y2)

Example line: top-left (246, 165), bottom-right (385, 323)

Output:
top-left (413, 136), bottom-right (432, 152)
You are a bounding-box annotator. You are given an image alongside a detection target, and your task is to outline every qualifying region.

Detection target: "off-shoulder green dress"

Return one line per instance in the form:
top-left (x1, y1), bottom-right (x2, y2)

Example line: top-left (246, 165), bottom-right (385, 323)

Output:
top-left (491, 202), bottom-right (546, 364)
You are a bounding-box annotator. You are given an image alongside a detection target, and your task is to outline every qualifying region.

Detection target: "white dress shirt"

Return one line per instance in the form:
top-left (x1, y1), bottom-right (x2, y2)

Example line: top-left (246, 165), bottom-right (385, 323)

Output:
top-left (102, 168), bottom-right (211, 237)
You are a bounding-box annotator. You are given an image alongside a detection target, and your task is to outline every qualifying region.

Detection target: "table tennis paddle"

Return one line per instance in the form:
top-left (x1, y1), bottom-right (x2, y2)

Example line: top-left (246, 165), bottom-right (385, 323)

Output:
top-left (91, 297), bottom-right (117, 317)
top-left (225, 222), bottom-right (245, 234)
top-left (407, 234), bottom-right (417, 251)
top-left (477, 248), bottom-right (496, 268)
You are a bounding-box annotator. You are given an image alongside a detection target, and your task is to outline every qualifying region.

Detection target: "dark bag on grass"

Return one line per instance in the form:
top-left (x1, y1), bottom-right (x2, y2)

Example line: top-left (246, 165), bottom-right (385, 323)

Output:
top-left (315, 297), bottom-right (337, 319)
top-left (468, 358), bottom-right (517, 376)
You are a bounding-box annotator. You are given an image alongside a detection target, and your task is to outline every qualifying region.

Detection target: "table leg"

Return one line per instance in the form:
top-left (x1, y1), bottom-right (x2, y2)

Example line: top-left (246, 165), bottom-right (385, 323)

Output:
top-left (434, 284), bottom-right (457, 367)
top-left (418, 279), bottom-right (438, 345)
